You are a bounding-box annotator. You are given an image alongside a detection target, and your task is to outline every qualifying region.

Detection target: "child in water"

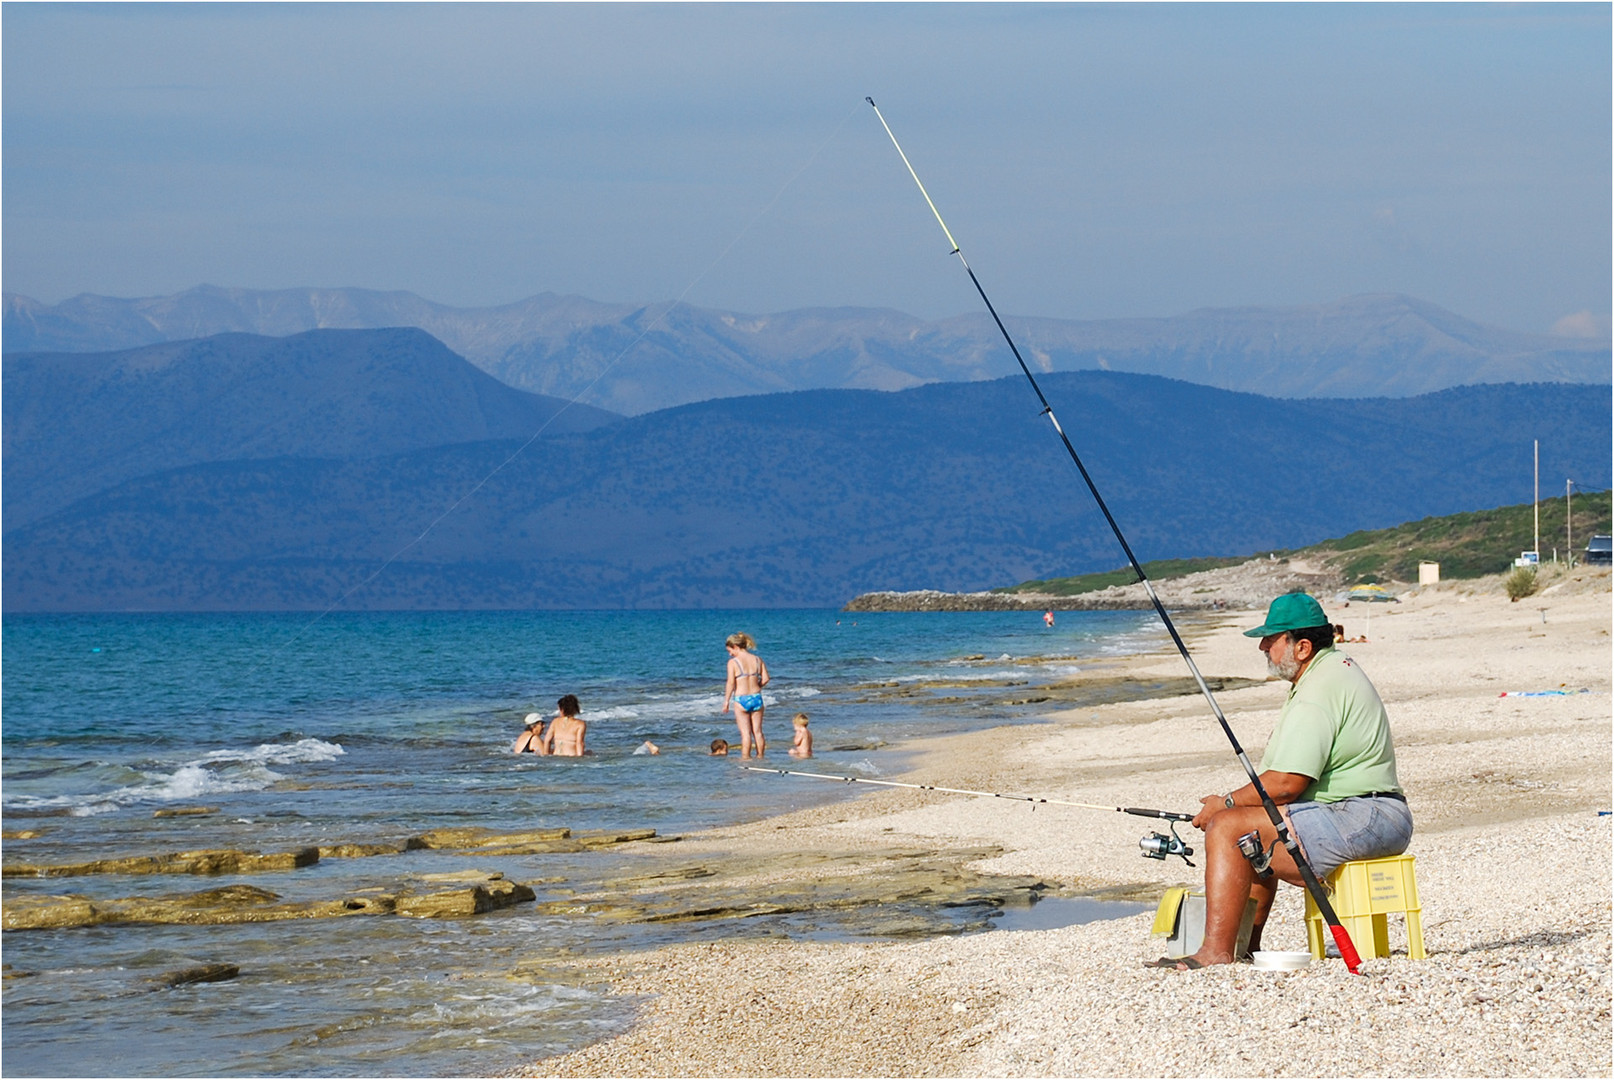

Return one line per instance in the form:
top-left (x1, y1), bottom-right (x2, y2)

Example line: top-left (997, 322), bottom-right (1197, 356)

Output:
top-left (721, 632), bottom-right (770, 759)
top-left (788, 712), bottom-right (813, 758)
top-left (710, 739), bottom-right (731, 756)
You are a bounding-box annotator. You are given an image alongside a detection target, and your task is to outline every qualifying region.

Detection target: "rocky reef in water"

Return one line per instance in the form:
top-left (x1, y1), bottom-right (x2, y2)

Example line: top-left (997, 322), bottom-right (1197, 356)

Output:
top-left (0, 826), bottom-right (657, 932)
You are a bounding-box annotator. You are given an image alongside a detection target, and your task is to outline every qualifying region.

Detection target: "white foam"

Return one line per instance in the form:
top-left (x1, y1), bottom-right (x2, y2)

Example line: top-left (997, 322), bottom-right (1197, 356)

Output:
top-left (190, 737), bottom-right (345, 767)
top-left (847, 758), bottom-right (884, 777)
top-left (1, 737), bottom-right (341, 816)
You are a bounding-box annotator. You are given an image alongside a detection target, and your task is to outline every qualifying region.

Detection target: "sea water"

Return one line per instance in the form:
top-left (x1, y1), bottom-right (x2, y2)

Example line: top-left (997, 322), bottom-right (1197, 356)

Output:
top-left (1, 609), bottom-right (1160, 1076)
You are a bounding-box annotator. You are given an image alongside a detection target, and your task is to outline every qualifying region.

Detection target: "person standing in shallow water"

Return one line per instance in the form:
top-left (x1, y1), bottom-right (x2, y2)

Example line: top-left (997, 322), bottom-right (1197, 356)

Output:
top-left (721, 632), bottom-right (770, 759)
top-left (542, 695), bottom-right (587, 757)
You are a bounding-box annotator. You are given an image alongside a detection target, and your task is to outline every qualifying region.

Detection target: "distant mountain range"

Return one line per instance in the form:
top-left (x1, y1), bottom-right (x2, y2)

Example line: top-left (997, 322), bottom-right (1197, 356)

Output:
top-left (5, 286), bottom-right (1606, 415)
top-left (2, 329), bottom-right (619, 529)
top-left (5, 328), bottom-right (1608, 611)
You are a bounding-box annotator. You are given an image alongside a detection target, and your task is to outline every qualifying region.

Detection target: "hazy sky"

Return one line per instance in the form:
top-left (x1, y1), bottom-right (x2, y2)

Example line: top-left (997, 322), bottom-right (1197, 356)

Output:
top-left (4, 3), bottom-right (1609, 334)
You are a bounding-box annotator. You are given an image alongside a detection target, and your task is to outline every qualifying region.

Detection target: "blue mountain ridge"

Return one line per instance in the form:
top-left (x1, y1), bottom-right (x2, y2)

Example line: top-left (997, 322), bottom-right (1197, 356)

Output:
top-left (5, 286), bottom-right (1606, 414)
top-left (2, 328), bottom-right (621, 529)
top-left (5, 356), bottom-right (1608, 610)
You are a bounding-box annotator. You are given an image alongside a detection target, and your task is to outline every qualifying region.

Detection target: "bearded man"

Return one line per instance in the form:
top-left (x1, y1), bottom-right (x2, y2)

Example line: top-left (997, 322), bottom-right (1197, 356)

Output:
top-left (1152, 592), bottom-right (1412, 970)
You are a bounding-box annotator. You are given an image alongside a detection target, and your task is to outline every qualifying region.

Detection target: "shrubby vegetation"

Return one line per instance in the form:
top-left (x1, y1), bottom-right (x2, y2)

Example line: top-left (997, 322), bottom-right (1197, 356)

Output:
top-left (1005, 489), bottom-right (1612, 593)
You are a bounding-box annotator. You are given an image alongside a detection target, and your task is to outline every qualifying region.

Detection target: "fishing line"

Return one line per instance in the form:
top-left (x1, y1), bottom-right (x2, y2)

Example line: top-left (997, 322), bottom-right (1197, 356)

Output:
top-left (861, 97), bottom-right (1364, 973)
top-left (191, 101), bottom-right (865, 707)
top-left (743, 766), bottom-right (1197, 865)
top-left (743, 765), bottom-right (1188, 817)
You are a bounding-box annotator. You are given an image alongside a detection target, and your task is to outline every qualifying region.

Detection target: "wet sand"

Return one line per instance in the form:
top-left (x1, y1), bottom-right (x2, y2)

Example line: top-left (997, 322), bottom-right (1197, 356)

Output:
top-left (515, 568), bottom-right (1612, 1077)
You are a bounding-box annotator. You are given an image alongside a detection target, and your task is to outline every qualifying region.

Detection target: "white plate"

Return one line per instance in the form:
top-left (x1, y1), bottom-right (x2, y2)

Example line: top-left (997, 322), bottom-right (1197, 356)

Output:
top-left (1251, 950), bottom-right (1313, 971)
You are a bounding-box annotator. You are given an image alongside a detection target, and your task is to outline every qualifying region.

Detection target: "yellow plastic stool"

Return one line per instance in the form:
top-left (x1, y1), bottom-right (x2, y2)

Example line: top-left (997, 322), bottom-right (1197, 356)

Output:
top-left (1305, 854), bottom-right (1424, 960)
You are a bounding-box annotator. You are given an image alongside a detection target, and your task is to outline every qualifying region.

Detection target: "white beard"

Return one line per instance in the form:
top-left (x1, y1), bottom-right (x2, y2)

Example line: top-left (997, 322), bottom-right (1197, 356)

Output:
top-left (1268, 653), bottom-right (1302, 681)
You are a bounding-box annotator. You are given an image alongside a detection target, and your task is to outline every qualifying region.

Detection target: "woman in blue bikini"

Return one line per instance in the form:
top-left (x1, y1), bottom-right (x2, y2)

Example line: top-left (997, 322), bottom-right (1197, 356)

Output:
top-left (722, 632), bottom-right (771, 759)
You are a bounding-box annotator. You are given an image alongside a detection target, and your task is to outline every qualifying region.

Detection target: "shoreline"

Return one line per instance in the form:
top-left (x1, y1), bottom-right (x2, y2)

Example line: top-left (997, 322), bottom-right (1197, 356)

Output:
top-left (513, 567), bottom-right (1611, 1077)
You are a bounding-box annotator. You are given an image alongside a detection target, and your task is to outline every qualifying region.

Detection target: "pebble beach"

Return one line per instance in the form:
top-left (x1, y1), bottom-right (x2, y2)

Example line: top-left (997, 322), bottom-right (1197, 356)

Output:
top-left (516, 568), bottom-right (1613, 1077)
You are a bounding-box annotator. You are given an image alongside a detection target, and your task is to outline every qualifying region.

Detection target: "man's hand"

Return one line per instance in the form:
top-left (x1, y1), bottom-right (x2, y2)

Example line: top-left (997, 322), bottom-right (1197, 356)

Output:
top-left (1192, 794), bottom-right (1227, 830)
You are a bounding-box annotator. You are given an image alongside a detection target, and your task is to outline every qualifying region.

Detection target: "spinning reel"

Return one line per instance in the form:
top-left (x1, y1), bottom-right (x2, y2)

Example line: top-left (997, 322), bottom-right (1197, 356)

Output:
top-left (1137, 817), bottom-right (1196, 867)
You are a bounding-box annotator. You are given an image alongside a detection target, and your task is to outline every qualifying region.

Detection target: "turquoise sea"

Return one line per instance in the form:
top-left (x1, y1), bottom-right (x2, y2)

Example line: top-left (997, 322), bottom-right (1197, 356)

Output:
top-left (1, 609), bottom-right (1161, 1076)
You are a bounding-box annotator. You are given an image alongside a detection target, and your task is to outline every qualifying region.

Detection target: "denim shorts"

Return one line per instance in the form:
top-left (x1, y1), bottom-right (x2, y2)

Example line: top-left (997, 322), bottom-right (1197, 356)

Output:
top-left (1287, 795), bottom-right (1413, 880)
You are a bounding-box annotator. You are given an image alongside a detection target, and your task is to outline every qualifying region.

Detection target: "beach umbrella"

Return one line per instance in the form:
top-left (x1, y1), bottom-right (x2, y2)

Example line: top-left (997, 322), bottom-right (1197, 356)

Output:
top-left (1348, 584), bottom-right (1397, 602)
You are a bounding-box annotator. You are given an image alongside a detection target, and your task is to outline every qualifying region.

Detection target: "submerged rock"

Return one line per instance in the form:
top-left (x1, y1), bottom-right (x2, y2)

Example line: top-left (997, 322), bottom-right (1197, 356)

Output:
top-left (3, 868), bottom-right (542, 930)
top-left (152, 807), bottom-right (219, 818)
top-left (530, 846), bottom-right (1051, 936)
top-left (2, 847), bottom-right (321, 879)
top-left (418, 869), bottom-right (505, 883)
top-left (1, 830), bottom-right (45, 840)
top-left (405, 827), bottom-right (571, 850)
top-left (318, 843), bottom-right (406, 859)
top-left (395, 878), bottom-right (535, 918)
top-left (147, 963), bottom-right (240, 989)
top-left (2, 883), bottom-right (398, 931)
top-left (404, 826), bottom-right (654, 856)
top-left (2, 895), bottom-right (97, 931)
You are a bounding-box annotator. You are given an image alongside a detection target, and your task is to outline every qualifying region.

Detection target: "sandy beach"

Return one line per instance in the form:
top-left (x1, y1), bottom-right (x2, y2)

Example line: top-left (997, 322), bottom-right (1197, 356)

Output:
top-left (516, 568), bottom-right (1612, 1078)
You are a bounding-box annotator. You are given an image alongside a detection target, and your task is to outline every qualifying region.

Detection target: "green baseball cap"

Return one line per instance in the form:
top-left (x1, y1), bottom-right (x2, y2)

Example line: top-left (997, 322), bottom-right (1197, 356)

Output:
top-left (1243, 592), bottom-right (1330, 638)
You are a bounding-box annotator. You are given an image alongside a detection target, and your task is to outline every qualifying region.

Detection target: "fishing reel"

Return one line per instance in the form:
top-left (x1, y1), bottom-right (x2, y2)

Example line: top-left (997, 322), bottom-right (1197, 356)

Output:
top-left (1236, 829), bottom-right (1279, 879)
top-left (1139, 821), bottom-right (1195, 867)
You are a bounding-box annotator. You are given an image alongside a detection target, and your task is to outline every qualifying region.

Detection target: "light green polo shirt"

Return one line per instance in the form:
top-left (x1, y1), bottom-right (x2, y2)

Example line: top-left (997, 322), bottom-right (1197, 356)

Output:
top-left (1258, 647), bottom-right (1401, 803)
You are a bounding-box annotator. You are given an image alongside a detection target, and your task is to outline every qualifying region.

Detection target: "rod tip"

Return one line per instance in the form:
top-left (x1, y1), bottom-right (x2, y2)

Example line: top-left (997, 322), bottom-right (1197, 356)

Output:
top-left (865, 96), bottom-right (876, 106)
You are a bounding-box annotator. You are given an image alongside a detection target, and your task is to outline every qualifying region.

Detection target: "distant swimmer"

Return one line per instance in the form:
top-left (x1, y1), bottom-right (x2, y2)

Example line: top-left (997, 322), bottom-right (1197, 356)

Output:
top-left (710, 739), bottom-right (732, 756)
top-left (788, 712), bottom-right (813, 759)
top-left (512, 713), bottom-right (548, 755)
top-left (721, 632), bottom-right (770, 759)
top-left (1043, 610), bottom-right (1055, 628)
top-left (634, 741), bottom-right (660, 755)
top-left (542, 695), bottom-right (587, 757)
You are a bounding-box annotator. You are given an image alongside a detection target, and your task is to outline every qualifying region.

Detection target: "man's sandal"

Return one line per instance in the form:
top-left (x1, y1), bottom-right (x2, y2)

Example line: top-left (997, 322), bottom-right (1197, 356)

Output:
top-left (1142, 955), bottom-right (1205, 970)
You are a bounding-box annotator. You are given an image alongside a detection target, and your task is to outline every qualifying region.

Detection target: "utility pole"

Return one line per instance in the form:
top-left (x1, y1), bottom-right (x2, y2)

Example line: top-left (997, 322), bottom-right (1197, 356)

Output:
top-left (1533, 440), bottom-right (1540, 559)
top-left (1567, 479), bottom-right (1575, 568)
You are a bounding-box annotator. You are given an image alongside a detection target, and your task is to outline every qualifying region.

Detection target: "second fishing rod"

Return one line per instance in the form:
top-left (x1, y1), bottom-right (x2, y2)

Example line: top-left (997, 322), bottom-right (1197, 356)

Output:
top-left (864, 96), bottom-right (1364, 975)
top-left (742, 765), bottom-right (1199, 866)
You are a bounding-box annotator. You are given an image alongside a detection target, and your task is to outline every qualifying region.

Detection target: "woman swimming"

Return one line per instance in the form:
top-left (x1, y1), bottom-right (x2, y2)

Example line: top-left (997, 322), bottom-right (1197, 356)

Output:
top-left (721, 632), bottom-right (770, 759)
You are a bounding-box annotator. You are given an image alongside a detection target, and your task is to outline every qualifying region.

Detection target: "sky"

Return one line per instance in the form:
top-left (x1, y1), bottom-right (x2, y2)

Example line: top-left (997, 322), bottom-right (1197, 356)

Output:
top-left (3, 3), bottom-right (1609, 335)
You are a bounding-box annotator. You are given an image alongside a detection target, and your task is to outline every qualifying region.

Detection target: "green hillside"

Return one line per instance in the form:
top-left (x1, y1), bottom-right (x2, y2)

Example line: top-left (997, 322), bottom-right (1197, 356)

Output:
top-left (997, 555), bottom-right (1253, 596)
top-left (999, 490), bottom-right (1613, 594)
top-left (1308, 489), bottom-right (1612, 583)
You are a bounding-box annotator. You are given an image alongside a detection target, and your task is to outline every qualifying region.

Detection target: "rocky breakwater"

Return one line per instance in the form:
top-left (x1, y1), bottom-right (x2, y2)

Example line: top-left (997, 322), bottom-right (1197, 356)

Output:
top-left (3, 846), bottom-right (323, 878)
top-left (845, 556), bottom-right (1341, 612)
top-left (1, 826), bottom-right (658, 932)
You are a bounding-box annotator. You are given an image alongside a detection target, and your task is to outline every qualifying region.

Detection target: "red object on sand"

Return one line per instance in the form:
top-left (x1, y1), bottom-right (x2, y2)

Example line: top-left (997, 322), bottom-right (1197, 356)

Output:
top-left (1330, 923), bottom-right (1364, 975)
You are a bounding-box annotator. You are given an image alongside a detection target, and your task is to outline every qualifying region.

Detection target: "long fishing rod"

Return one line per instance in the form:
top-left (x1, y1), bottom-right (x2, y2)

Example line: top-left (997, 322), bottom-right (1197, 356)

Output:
top-left (742, 765), bottom-right (1196, 865)
top-left (864, 97), bottom-right (1363, 974)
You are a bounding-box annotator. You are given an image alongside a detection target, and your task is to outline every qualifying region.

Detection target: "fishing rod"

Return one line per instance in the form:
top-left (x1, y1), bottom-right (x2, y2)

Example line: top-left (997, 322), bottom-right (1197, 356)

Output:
top-left (742, 765), bottom-right (1196, 865)
top-left (864, 97), bottom-right (1363, 974)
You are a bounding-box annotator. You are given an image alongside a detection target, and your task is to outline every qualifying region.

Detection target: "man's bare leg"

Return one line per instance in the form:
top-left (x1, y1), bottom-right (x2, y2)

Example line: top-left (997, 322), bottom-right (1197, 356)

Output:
top-left (1186, 808), bottom-right (1304, 967)
top-left (1246, 877), bottom-right (1278, 955)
